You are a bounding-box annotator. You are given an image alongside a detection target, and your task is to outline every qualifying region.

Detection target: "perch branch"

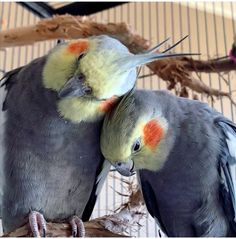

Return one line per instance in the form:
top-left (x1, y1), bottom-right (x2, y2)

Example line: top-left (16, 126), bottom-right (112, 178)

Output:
top-left (147, 58), bottom-right (234, 99)
top-left (0, 14), bottom-right (149, 52)
top-left (90, 176), bottom-right (147, 237)
top-left (0, 14), bottom-right (235, 101)
top-left (184, 58), bottom-right (236, 73)
top-left (4, 220), bottom-right (125, 237)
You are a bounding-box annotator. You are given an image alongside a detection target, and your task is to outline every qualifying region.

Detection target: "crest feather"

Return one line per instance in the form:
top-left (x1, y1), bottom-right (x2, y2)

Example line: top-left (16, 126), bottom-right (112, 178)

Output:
top-left (101, 89), bottom-right (137, 159)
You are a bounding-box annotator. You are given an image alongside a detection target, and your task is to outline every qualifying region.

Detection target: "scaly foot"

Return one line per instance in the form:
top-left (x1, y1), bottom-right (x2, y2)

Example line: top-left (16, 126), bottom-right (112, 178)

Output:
top-left (29, 211), bottom-right (47, 237)
top-left (70, 216), bottom-right (85, 237)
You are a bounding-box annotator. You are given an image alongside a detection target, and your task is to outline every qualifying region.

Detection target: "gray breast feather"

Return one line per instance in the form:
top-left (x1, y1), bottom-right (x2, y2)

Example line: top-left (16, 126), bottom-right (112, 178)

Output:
top-left (96, 160), bottom-right (111, 196)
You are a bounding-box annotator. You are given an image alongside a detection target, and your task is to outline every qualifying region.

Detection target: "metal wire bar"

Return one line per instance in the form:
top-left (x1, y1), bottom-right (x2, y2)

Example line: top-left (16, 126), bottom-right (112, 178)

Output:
top-left (213, 2), bottom-right (224, 114)
top-left (156, 3), bottom-right (161, 91)
top-left (204, 2), bottom-right (214, 108)
top-left (221, 2), bottom-right (235, 121)
top-left (195, 2), bottom-right (204, 102)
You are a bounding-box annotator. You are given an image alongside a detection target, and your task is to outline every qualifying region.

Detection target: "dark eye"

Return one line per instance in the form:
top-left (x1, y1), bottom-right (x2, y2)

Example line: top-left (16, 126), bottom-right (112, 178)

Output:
top-left (132, 138), bottom-right (141, 153)
top-left (77, 53), bottom-right (86, 62)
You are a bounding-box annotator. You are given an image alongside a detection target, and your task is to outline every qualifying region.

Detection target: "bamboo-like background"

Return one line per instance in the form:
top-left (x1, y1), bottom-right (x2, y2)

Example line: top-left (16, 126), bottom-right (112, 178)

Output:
top-left (0, 2), bottom-right (236, 237)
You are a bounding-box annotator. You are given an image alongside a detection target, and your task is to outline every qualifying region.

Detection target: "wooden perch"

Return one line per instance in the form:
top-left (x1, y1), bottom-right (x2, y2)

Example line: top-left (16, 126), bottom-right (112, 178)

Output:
top-left (0, 14), bottom-right (149, 52)
top-left (4, 220), bottom-right (125, 237)
top-left (0, 14), bottom-right (235, 101)
top-left (184, 58), bottom-right (236, 73)
top-left (4, 178), bottom-right (147, 237)
top-left (147, 58), bottom-right (234, 99)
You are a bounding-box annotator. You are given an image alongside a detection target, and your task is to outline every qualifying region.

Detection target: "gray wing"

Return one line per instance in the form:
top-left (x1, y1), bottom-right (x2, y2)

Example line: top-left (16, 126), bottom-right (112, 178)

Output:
top-left (215, 117), bottom-right (236, 232)
top-left (0, 120), bottom-right (4, 219)
top-left (0, 67), bottom-right (24, 218)
top-left (0, 71), bottom-right (7, 218)
top-left (137, 171), bottom-right (168, 236)
top-left (1, 66), bottom-right (24, 111)
top-left (81, 160), bottom-right (111, 221)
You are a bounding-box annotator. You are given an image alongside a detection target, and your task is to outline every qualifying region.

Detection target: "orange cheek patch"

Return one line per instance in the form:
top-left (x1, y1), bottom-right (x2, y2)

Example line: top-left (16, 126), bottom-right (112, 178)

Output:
top-left (99, 96), bottom-right (118, 113)
top-left (67, 40), bottom-right (89, 55)
top-left (143, 119), bottom-right (164, 150)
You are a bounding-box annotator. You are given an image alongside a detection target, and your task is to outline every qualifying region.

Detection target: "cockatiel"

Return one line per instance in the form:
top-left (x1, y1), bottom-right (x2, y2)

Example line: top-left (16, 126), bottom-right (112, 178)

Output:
top-left (0, 35), bottom-right (192, 236)
top-left (101, 89), bottom-right (236, 237)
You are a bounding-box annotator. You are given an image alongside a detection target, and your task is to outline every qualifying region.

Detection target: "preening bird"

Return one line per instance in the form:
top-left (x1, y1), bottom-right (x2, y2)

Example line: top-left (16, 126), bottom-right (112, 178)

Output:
top-left (0, 35), bottom-right (192, 236)
top-left (101, 89), bottom-right (236, 237)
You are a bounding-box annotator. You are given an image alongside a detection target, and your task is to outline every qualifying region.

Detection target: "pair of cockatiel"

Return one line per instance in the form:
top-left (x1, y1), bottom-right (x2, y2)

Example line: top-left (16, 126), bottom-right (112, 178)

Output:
top-left (0, 35), bottom-right (235, 237)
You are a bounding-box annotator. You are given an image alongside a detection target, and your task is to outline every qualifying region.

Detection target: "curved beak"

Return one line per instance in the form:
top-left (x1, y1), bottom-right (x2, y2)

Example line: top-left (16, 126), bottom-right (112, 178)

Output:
top-left (113, 159), bottom-right (135, 177)
top-left (58, 74), bottom-right (92, 98)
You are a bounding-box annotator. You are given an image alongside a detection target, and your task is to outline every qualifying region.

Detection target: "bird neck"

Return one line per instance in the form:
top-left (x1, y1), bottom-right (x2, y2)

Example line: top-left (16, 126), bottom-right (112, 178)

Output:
top-left (57, 96), bottom-right (118, 123)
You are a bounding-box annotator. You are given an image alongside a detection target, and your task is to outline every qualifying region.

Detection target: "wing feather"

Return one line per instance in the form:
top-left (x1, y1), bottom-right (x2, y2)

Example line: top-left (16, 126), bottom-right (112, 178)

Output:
top-left (215, 117), bottom-right (236, 232)
top-left (81, 159), bottom-right (110, 221)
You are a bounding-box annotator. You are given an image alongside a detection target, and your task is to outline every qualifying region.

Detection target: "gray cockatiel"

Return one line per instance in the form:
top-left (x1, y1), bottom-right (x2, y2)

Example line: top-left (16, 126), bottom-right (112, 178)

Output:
top-left (101, 89), bottom-right (236, 237)
top-left (0, 35), bottom-right (192, 236)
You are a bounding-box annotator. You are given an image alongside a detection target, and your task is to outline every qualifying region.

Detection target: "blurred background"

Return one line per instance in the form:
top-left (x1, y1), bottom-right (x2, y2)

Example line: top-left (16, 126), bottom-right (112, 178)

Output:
top-left (0, 1), bottom-right (235, 237)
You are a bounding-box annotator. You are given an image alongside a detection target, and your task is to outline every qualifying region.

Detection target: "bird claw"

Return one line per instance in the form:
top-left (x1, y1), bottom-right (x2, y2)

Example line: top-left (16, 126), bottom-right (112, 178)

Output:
top-left (70, 216), bottom-right (85, 237)
top-left (29, 211), bottom-right (47, 237)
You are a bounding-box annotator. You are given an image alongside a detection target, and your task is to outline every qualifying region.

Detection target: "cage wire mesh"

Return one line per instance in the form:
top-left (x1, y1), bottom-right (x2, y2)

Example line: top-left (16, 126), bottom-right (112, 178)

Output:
top-left (0, 2), bottom-right (236, 237)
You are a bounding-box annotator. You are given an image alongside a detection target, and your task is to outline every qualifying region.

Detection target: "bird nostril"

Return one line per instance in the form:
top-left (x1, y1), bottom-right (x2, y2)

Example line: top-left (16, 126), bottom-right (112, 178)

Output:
top-left (117, 162), bottom-right (122, 167)
top-left (84, 87), bottom-right (92, 94)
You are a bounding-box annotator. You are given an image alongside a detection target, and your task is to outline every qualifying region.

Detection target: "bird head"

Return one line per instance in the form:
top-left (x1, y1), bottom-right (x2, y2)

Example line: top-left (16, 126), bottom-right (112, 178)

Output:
top-left (43, 35), bottom-right (194, 101)
top-left (42, 35), bottom-right (194, 122)
top-left (101, 90), bottom-right (174, 176)
top-left (43, 35), bottom-right (137, 100)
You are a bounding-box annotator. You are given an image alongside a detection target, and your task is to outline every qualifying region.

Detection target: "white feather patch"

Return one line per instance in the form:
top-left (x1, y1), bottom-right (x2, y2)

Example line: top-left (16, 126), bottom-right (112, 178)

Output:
top-left (95, 160), bottom-right (111, 196)
top-left (230, 165), bottom-right (236, 200)
top-left (154, 217), bottom-right (166, 237)
top-left (226, 131), bottom-right (236, 206)
top-left (226, 132), bottom-right (236, 159)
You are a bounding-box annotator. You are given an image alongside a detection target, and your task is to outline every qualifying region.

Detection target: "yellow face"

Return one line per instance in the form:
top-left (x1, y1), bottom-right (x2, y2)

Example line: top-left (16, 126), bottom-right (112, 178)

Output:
top-left (79, 50), bottom-right (126, 99)
top-left (129, 118), bottom-right (168, 171)
top-left (57, 96), bottom-right (118, 123)
top-left (43, 39), bottom-right (91, 91)
top-left (43, 38), bottom-right (131, 100)
top-left (42, 38), bottom-right (129, 123)
top-left (102, 116), bottom-right (169, 172)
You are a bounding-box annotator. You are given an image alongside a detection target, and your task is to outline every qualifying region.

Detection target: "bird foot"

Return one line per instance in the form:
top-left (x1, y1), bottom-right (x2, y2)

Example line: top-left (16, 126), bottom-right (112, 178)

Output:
top-left (29, 211), bottom-right (47, 237)
top-left (70, 216), bottom-right (85, 237)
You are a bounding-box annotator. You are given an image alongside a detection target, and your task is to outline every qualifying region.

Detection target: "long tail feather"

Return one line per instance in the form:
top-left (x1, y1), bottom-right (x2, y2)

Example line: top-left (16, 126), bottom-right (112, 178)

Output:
top-left (145, 37), bottom-right (170, 54)
top-left (117, 52), bottom-right (200, 71)
top-left (162, 35), bottom-right (189, 53)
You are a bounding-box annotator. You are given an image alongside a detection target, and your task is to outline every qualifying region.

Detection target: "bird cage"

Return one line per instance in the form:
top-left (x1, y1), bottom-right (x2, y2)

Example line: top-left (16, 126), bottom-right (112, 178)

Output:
top-left (0, 2), bottom-right (235, 237)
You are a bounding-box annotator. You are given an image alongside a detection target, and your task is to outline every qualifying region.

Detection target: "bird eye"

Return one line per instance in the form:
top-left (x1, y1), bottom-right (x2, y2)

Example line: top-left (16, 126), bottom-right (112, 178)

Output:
top-left (132, 138), bottom-right (141, 153)
top-left (77, 53), bottom-right (86, 62)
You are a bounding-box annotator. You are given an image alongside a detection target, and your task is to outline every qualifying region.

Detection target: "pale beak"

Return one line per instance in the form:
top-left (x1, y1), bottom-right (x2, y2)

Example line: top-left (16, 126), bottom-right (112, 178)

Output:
top-left (113, 159), bottom-right (135, 177)
top-left (58, 74), bottom-right (92, 98)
